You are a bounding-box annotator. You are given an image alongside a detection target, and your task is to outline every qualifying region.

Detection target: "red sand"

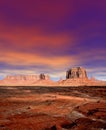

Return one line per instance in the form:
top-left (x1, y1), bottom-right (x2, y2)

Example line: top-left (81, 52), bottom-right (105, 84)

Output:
top-left (0, 86), bottom-right (106, 130)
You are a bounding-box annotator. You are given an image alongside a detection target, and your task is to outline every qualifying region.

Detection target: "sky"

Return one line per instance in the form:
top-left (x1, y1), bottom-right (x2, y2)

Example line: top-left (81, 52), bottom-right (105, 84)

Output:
top-left (0, 0), bottom-right (106, 81)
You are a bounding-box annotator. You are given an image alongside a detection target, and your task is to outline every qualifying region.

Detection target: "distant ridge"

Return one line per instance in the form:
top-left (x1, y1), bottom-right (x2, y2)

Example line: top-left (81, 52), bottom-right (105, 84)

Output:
top-left (0, 67), bottom-right (106, 86)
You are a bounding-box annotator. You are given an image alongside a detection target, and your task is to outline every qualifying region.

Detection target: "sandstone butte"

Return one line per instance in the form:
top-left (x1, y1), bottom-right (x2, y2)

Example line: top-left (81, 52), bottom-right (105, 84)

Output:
top-left (0, 67), bottom-right (106, 86)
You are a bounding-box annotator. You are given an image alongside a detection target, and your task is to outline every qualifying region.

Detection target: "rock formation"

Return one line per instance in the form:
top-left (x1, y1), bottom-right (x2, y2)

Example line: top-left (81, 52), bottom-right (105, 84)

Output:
top-left (0, 74), bottom-right (53, 86)
top-left (5, 75), bottom-right (39, 81)
top-left (66, 67), bottom-right (88, 79)
top-left (5, 74), bottom-right (50, 81)
top-left (0, 67), bottom-right (106, 86)
top-left (39, 73), bottom-right (45, 80)
top-left (56, 67), bottom-right (106, 86)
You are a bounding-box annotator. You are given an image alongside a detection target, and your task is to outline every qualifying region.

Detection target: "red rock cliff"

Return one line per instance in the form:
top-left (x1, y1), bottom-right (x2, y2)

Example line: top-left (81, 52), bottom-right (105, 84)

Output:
top-left (66, 67), bottom-right (88, 79)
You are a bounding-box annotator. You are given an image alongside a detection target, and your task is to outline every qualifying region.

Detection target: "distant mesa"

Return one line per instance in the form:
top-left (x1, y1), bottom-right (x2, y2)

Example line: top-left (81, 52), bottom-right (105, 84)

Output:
top-left (5, 74), bottom-right (50, 81)
top-left (0, 67), bottom-right (106, 86)
top-left (39, 73), bottom-right (50, 80)
top-left (58, 67), bottom-right (106, 86)
top-left (1, 74), bottom-right (53, 86)
top-left (66, 67), bottom-right (88, 79)
top-left (39, 73), bottom-right (45, 80)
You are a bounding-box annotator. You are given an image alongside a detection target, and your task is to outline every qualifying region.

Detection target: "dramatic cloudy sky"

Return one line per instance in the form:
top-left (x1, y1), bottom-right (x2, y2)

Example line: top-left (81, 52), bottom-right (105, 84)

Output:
top-left (0, 0), bottom-right (106, 80)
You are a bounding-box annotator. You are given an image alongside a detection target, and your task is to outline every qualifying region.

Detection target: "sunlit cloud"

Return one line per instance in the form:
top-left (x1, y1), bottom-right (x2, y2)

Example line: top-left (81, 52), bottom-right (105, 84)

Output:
top-left (0, 51), bottom-right (78, 67)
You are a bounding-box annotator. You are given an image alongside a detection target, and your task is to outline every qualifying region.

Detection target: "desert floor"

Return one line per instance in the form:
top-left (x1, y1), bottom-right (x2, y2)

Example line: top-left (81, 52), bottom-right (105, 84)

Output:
top-left (0, 86), bottom-right (106, 130)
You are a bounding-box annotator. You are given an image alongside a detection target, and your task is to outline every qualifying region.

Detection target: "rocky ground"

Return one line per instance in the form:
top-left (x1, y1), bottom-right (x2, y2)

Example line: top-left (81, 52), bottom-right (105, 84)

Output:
top-left (0, 86), bottom-right (106, 130)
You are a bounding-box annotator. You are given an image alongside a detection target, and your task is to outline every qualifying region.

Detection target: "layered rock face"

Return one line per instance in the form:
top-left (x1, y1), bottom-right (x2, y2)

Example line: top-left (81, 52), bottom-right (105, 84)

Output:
top-left (1, 74), bottom-right (52, 86)
top-left (5, 75), bottom-right (39, 81)
top-left (57, 67), bottom-right (106, 86)
top-left (5, 74), bottom-right (50, 81)
top-left (66, 67), bottom-right (88, 79)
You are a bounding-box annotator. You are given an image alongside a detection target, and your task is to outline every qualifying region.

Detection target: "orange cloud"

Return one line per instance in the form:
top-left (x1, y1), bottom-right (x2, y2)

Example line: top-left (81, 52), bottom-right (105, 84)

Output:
top-left (0, 51), bottom-right (78, 68)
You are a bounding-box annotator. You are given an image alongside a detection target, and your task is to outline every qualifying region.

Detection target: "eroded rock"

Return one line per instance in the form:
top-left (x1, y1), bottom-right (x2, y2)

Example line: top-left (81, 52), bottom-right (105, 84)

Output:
top-left (66, 67), bottom-right (88, 79)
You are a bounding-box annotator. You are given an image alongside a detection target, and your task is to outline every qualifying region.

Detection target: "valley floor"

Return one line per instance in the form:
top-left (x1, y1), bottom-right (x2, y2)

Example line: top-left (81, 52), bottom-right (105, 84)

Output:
top-left (0, 86), bottom-right (106, 130)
